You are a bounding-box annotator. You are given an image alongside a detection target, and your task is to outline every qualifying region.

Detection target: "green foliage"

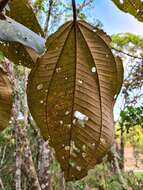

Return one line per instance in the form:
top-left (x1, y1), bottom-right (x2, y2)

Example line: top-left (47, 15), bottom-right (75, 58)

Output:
top-left (65, 163), bottom-right (143, 190)
top-left (120, 106), bottom-right (143, 132)
top-left (125, 171), bottom-right (143, 189)
top-left (112, 33), bottom-right (143, 107)
top-left (0, 127), bottom-right (15, 190)
top-left (112, 33), bottom-right (143, 49)
top-left (0, 51), bottom-right (4, 61)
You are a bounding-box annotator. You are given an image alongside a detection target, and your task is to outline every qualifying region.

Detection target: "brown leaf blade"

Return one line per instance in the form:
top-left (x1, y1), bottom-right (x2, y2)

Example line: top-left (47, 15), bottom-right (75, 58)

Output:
top-left (8, 0), bottom-right (44, 37)
top-left (0, 42), bottom-right (34, 68)
top-left (27, 21), bottom-right (123, 181)
top-left (0, 0), bottom-right (45, 68)
top-left (112, 0), bottom-right (143, 22)
top-left (0, 67), bottom-right (12, 132)
top-left (115, 56), bottom-right (124, 96)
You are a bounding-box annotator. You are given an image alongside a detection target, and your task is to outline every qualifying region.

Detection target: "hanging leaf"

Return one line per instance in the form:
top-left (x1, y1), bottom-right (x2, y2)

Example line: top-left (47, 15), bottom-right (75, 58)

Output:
top-left (0, 0), bottom-right (45, 67)
top-left (0, 17), bottom-right (45, 67)
top-left (27, 21), bottom-right (123, 181)
top-left (0, 67), bottom-right (12, 132)
top-left (115, 56), bottom-right (124, 96)
top-left (112, 0), bottom-right (143, 22)
top-left (7, 0), bottom-right (44, 37)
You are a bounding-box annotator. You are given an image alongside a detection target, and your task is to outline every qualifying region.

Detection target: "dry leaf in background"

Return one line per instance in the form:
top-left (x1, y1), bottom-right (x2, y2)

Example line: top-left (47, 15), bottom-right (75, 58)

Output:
top-left (0, 0), bottom-right (45, 68)
top-left (112, 0), bottom-right (143, 22)
top-left (0, 67), bottom-right (12, 132)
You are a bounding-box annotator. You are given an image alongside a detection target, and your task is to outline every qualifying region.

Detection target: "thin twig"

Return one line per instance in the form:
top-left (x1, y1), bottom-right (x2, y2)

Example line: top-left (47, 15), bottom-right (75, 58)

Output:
top-left (44, 0), bottom-right (53, 38)
top-left (0, 144), bottom-right (8, 166)
top-left (72, 0), bottom-right (77, 21)
top-left (79, 0), bottom-right (93, 10)
top-left (112, 47), bottom-right (143, 60)
top-left (0, 177), bottom-right (5, 190)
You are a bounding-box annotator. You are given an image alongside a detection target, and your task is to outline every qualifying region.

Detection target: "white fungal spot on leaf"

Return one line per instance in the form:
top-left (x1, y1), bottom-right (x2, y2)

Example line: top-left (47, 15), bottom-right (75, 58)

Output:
top-left (74, 111), bottom-right (88, 121)
top-left (65, 146), bottom-right (70, 151)
top-left (56, 67), bottom-right (61, 72)
top-left (76, 166), bottom-right (81, 171)
top-left (100, 138), bottom-right (106, 145)
top-left (73, 111), bottom-right (88, 128)
top-left (40, 100), bottom-right (44, 104)
top-left (37, 83), bottom-right (43, 90)
top-left (59, 120), bottom-right (63, 125)
top-left (78, 79), bottom-right (83, 84)
top-left (73, 119), bottom-right (76, 125)
top-left (119, 0), bottom-right (124, 4)
top-left (137, 9), bottom-right (140, 13)
top-left (82, 145), bottom-right (87, 151)
top-left (65, 110), bottom-right (70, 115)
top-left (82, 152), bottom-right (86, 158)
top-left (92, 143), bottom-right (95, 147)
top-left (91, 67), bottom-right (96, 73)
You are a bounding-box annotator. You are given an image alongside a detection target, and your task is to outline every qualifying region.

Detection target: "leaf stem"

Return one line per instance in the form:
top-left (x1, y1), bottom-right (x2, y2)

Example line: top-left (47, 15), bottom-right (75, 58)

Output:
top-left (72, 0), bottom-right (77, 21)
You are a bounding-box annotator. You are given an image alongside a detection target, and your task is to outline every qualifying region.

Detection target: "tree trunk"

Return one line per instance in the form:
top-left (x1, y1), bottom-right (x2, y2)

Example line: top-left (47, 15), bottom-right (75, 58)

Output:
top-left (15, 122), bottom-right (22, 190)
top-left (12, 65), bottom-right (22, 190)
top-left (109, 141), bottom-right (128, 190)
top-left (120, 123), bottom-right (124, 170)
top-left (22, 68), bottom-right (41, 190)
top-left (59, 172), bottom-right (65, 190)
top-left (38, 140), bottom-right (52, 190)
top-left (5, 62), bottom-right (41, 190)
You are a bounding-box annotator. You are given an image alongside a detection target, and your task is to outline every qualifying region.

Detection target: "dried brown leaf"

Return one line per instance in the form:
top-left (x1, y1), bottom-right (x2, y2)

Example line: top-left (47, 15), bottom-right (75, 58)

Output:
top-left (27, 21), bottom-right (123, 181)
top-left (0, 67), bottom-right (12, 132)
top-left (8, 0), bottom-right (44, 36)
top-left (112, 0), bottom-right (143, 22)
top-left (115, 56), bottom-right (124, 96)
top-left (0, 42), bottom-right (34, 68)
top-left (0, 0), bottom-right (45, 68)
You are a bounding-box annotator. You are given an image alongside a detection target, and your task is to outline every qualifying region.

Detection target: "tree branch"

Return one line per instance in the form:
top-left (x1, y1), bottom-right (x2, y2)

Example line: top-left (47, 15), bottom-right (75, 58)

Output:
top-left (112, 47), bottom-right (143, 60)
top-left (79, 0), bottom-right (93, 10)
top-left (0, 177), bottom-right (5, 190)
top-left (44, 0), bottom-right (53, 38)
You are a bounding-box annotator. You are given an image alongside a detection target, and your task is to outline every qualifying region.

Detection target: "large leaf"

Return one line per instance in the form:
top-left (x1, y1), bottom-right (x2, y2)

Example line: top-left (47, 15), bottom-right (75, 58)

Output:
top-left (112, 0), bottom-right (143, 22)
top-left (0, 67), bottom-right (12, 132)
top-left (79, 22), bottom-right (124, 96)
top-left (27, 21), bottom-right (123, 181)
top-left (8, 0), bottom-right (44, 37)
top-left (0, 17), bottom-right (45, 67)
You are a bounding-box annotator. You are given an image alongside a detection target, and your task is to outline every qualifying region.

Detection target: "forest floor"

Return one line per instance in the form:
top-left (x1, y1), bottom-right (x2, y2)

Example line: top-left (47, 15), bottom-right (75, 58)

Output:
top-left (125, 146), bottom-right (143, 172)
